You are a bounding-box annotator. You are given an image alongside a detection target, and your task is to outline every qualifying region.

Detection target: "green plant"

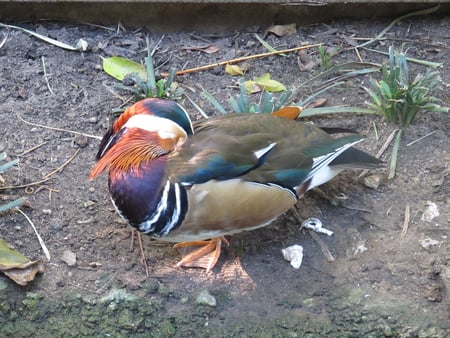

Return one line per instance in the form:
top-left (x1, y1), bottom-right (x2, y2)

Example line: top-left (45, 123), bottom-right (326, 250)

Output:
top-left (364, 47), bottom-right (448, 179)
top-left (119, 48), bottom-right (183, 101)
top-left (103, 38), bottom-right (183, 101)
top-left (0, 152), bottom-right (26, 213)
top-left (318, 45), bottom-right (333, 71)
top-left (202, 79), bottom-right (293, 114)
top-left (365, 47), bottom-right (447, 127)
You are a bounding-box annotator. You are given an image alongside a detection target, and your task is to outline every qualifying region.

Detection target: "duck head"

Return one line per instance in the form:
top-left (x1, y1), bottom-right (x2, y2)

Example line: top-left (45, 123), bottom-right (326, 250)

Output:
top-left (89, 98), bottom-right (193, 179)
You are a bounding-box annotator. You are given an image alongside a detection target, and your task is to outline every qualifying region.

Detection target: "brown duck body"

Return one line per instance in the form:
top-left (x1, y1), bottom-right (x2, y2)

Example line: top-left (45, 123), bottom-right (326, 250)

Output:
top-left (91, 98), bottom-right (383, 268)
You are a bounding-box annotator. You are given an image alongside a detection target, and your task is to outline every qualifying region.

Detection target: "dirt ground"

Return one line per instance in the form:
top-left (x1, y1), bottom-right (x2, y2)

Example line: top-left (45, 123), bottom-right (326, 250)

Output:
top-left (0, 15), bottom-right (449, 337)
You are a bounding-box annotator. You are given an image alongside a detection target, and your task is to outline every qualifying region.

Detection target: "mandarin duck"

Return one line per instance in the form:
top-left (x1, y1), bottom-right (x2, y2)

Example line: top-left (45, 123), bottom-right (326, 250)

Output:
top-left (90, 98), bottom-right (383, 271)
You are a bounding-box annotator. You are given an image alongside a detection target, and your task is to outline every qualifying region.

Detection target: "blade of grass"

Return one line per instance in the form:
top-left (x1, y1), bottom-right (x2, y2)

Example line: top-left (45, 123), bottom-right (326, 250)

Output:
top-left (297, 62), bottom-right (381, 89)
top-left (298, 81), bottom-right (345, 107)
top-left (301, 106), bottom-right (375, 117)
top-left (201, 87), bottom-right (228, 115)
top-left (254, 33), bottom-right (287, 56)
top-left (364, 47), bottom-right (444, 68)
top-left (0, 158), bottom-right (19, 173)
top-left (186, 94), bottom-right (209, 119)
top-left (355, 4), bottom-right (440, 49)
top-left (145, 37), bottom-right (157, 96)
top-left (388, 129), bottom-right (403, 179)
top-left (0, 197), bottom-right (26, 213)
top-left (0, 32), bottom-right (8, 49)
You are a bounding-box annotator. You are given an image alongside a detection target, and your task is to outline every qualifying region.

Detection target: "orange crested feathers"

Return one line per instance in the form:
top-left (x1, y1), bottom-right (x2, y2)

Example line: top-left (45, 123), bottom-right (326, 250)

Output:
top-left (89, 129), bottom-right (171, 179)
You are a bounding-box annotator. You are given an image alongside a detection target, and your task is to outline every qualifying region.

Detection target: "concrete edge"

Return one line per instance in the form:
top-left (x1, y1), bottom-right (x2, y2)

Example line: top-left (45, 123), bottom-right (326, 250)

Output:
top-left (0, 1), bottom-right (448, 32)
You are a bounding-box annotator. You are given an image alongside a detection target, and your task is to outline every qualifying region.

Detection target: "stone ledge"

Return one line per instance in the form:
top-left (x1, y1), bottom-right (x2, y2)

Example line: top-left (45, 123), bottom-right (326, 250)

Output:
top-left (0, 1), bottom-right (447, 32)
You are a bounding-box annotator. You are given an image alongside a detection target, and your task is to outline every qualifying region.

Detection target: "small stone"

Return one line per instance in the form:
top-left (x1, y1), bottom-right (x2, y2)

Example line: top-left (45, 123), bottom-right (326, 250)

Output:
top-left (74, 134), bottom-right (89, 148)
top-left (195, 290), bottom-right (217, 307)
top-left (420, 238), bottom-right (440, 249)
top-left (42, 209), bottom-right (52, 215)
top-left (61, 250), bottom-right (77, 266)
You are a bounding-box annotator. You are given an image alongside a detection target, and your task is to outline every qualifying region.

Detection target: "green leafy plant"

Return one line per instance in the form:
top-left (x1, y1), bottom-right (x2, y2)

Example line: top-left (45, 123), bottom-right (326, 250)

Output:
top-left (201, 79), bottom-right (293, 115)
top-left (365, 46), bottom-right (447, 127)
top-left (102, 39), bottom-right (183, 101)
top-left (364, 47), bottom-right (448, 178)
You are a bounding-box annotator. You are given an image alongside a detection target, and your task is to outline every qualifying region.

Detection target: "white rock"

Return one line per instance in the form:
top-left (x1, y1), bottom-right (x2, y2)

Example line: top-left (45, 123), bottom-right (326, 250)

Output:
top-left (61, 250), bottom-right (77, 266)
top-left (421, 201), bottom-right (440, 222)
top-left (282, 245), bottom-right (304, 269)
top-left (419, 238), bottom-right (440, 249)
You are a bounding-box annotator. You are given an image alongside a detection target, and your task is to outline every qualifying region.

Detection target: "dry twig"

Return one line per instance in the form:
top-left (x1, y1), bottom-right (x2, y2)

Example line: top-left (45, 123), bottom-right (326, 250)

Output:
top-left (43, 148), bottom-right (80, 179)
top-left (359, 128), bottom-right (398, 178)
top-left (400, 204), bottom-right (410, 238)
top-left (161, 43), bottom-right (323, 77)
top-left (18, 141), bottom-right (48, 157)
top-left (0, 177), bottom-right (53, 191)
top-left (308, 230), bottom-right (335, 262)
top-left (16, 113), bottom-right (102, 140)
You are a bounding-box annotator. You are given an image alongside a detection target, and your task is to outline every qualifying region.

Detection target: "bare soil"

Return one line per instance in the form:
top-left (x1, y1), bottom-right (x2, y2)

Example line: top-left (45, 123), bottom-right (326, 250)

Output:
top-left (0, 16), bottom-right (449, 337)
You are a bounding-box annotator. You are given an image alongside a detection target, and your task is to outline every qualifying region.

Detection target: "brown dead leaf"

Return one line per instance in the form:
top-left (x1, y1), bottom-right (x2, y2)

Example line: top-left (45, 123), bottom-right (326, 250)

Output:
top-left (304, 98), bottom-right (327, 109)
top-left (267, 24), bottom-right (296, 37)
top-left (0, 237), bottom-right (45, 285)
top-left (3, 261), bottom-right (45, 286)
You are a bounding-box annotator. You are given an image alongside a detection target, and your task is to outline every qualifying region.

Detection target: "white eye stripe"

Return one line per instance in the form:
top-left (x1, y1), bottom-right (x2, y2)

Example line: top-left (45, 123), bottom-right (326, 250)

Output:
top-left (124, 114), bottom-right (188, 139)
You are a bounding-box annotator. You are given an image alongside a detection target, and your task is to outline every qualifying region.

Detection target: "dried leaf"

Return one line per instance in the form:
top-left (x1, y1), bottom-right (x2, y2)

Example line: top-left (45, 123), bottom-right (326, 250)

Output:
top-left (225, 64), bottom-right (244, 76)
top-left (0, 238), bottom-right (44, 286)
top-left (304, 98), bottom-right (327, 109)
top-left (0, 23), bottom-right (88, 51)
top-left (3, 262), bottom-right (44, 286)
top-left (267, 23), bottom-right (297, 37)
top-left (182, 45), bottom-right (220, 54)
top-left (202, 45), bottom-right (220, 54)
top-left (102, 56), bottom-right (147, 81)
top-left (0, 238), bottom-right (29, 268)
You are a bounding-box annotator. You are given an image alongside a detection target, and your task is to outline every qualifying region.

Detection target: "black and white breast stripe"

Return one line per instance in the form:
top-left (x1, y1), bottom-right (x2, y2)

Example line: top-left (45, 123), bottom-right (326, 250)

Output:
top-left (138, 180), bottom-right (188, 237)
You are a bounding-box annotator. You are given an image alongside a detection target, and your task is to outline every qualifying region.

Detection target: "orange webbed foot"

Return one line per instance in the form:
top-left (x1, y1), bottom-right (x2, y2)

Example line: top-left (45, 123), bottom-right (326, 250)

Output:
top-left (174, 236), bottom-right (229, 271)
